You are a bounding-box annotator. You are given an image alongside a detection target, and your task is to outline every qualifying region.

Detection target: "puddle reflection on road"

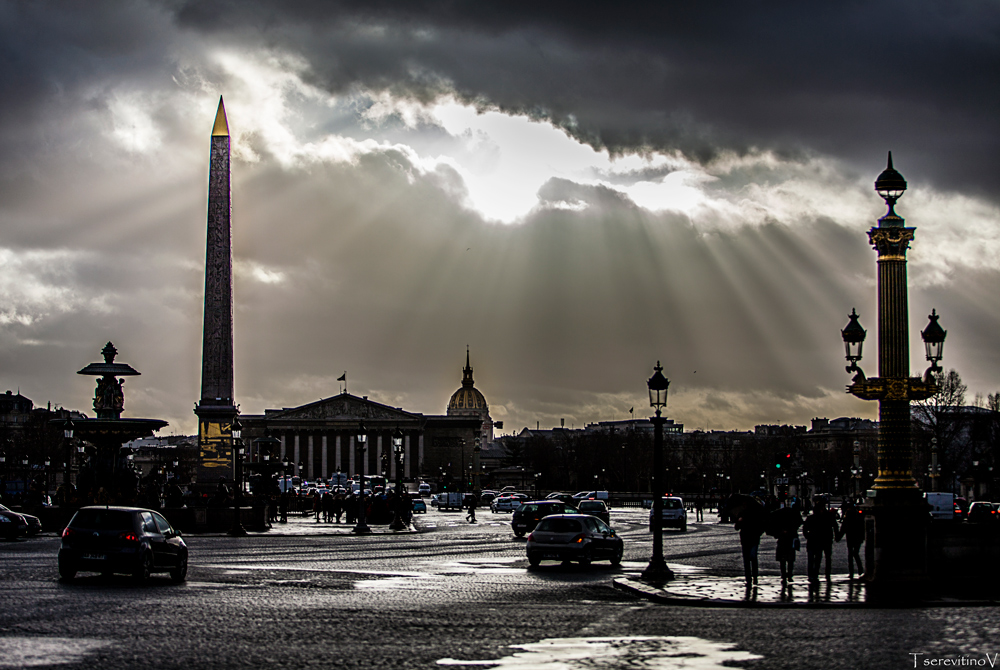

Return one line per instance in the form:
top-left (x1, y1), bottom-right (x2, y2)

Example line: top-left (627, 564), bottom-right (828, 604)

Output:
top-left (441, 557), bottom-right (523, 576)
top-left (0, 637), bottom-right (112, 668)
top-left (437, 636), bottom-right (761, 669)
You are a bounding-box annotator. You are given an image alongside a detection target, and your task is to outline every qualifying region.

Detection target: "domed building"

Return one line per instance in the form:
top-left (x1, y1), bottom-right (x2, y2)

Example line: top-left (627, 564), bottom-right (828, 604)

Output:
top-left (447, 349), bottom-right (493, 442)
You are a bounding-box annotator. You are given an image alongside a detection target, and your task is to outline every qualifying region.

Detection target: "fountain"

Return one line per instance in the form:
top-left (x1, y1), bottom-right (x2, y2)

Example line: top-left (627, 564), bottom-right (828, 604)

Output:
top-left (69, 342), bottom-right (168, 504)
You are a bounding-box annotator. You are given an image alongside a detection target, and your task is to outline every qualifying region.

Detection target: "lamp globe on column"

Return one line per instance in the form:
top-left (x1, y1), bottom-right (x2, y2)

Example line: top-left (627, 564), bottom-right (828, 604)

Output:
top-left (875, 151), bottom-right (907, 219)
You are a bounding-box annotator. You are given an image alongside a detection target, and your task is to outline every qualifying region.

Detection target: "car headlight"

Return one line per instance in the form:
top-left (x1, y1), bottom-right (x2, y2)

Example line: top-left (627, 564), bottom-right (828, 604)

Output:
top-left (0, 516), bottom-right (10, 523)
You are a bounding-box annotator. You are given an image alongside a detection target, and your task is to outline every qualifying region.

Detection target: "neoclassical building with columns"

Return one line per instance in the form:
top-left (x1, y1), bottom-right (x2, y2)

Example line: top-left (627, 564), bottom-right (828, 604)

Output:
top-left (238, 354), bottom-right (492, 485)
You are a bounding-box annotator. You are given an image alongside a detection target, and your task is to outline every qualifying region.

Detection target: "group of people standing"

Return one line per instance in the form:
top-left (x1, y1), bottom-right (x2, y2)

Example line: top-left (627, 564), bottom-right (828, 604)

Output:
top-left (309, 488), bottom-right (413, 526)
top-left (735, 497), bottom-right (866, 587)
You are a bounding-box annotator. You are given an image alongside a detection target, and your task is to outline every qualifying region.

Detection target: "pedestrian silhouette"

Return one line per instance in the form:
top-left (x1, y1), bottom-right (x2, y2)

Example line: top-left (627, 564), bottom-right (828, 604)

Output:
top-left (802, 499), bottom-right (839, 584)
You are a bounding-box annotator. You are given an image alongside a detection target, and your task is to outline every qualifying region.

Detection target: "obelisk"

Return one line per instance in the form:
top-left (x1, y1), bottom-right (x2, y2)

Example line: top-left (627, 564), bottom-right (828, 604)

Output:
top-left (195, 97), bottom-right (238, 487)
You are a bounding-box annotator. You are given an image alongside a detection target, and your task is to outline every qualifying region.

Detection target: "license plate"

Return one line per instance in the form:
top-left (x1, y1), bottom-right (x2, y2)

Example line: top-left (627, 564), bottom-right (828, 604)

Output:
top-left (82, 554), bottom-right (106, 560)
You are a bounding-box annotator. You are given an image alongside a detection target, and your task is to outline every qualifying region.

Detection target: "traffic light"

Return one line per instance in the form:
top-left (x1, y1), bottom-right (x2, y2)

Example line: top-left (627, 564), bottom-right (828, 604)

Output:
top-left (783, 452), bottom-right (793, 469)
top-left (774, 452), bottom-right (783, 470)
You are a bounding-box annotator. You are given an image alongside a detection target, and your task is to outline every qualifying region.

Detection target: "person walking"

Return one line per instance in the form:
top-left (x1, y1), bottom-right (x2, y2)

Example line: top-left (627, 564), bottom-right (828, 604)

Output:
top-left (837, 501), bottom-right (866, 580)
top-left (802, 499), bottom-right (839, 584)
top-left (278, 490), bottom-right (289, 524)
top-left (333, 492), bottom-right (344, 523)
top-left (466, 491), bottom-right (479, 523)
top-left (312, 490), bottom-right (322, 522)
top-left (734, 510), bottom-right (765, 586)
top-left (770, 504), bottom-right (802, 584)
top-left (695, 497), bottom-right (704, 522)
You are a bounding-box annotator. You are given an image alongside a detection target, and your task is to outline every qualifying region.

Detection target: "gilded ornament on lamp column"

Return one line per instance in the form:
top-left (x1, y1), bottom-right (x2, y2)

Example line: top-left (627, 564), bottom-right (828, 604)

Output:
top-left (868, 227), bottom-right (915, 259)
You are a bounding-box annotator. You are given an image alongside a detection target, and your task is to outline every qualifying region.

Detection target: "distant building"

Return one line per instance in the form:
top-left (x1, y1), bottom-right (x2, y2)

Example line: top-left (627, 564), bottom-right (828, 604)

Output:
top-left (240, 387), bottom-right (481, 486)
top-left (1, 390), bottom-right (87, 495)
top-left (800, 417), bottom-right (878, 452)
top-left (446, 349), bottom-right (494, 443)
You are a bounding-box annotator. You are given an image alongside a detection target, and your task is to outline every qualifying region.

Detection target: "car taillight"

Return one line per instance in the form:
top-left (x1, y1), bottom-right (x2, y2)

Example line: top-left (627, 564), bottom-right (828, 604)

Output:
top-left (526, 533), bottom-right (535, 542)
top-left (61, 528), bottom-right (75, 538)
top-left (118, 532), bottom-right (139, 543)
top-left (572, 533), bottom-right (586, 543)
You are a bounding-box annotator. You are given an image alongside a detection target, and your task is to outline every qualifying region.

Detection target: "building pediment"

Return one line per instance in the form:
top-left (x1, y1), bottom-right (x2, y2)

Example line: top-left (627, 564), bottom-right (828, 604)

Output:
top-left (266, 393), bottom-right (423, 423)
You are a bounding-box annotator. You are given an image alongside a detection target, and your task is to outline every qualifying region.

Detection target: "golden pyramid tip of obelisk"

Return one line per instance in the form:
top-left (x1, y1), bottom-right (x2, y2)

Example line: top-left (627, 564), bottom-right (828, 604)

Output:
top-left (211, 96), bottom-right (229, 137)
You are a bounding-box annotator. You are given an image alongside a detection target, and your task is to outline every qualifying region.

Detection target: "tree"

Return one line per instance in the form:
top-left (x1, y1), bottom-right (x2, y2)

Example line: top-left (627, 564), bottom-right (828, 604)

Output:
top-left (913, 369), bottom-right (970, 492)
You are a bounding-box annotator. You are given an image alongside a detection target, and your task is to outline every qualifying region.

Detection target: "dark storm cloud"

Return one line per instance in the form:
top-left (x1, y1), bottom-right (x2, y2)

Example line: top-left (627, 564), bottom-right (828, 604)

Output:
top-left (171, 0), bottom-right (1000, 200)
top-left (1, 0), bottom-right (997, 434)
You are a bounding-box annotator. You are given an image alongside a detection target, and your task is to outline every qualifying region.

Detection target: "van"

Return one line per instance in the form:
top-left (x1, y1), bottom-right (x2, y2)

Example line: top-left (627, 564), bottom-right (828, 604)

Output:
top-left (925, 492), bottom-right (956, 520)
top-left (418, 482), bottom-right (431, 496)
top-left (572, 490), bottom-right (609, 502)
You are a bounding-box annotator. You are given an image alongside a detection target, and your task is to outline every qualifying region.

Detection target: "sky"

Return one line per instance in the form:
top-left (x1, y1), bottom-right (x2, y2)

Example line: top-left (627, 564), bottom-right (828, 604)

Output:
top-left (1, 1), bottom-right (999, 437)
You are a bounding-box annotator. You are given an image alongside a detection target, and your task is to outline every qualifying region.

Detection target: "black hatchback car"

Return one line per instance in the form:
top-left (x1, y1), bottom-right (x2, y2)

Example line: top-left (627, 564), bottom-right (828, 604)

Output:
top-left (511, 500), bottom-right (576, 537)
top-left (59, 506), bottom-right (188, 583)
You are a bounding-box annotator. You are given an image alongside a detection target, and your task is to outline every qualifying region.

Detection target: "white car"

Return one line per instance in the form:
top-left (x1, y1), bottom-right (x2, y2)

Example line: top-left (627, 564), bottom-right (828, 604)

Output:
top-left (491, 494), bottom-right (526, 513)
top-left (649, 496), bottom-right (687, 532)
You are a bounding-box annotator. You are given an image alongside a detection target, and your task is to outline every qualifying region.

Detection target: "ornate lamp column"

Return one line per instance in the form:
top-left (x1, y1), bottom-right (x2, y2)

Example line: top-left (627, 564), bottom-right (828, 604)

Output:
top-left (841, 153), bottom-right (947, 593)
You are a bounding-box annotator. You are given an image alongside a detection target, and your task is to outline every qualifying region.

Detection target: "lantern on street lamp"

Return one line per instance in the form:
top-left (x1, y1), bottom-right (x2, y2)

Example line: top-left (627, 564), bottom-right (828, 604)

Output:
top-left (648, 362), bottom-right (669, 411)
top-left (842, 308), bottom-right (867, 379)
top-left (921, 309), bottom-right (947, 379)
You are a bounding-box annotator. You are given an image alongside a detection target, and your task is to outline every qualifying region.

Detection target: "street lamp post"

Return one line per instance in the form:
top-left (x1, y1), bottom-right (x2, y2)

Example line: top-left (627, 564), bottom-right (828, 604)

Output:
top-left (841, 154), bottom-right (947, 593)
top-left (229, 415), bottom-right (247, 537)
top-left (389, 428), bottom-right (407, 531)
top-left (22, 456), bottom-right (29, 500)
top-left (472, 436), bottom-right (481, 493)
top-left (63, 419), bottom-right (75, 492)
top-left (928, 438), bottom-right (940, 493)
top-left (642, 361), bottom-right (674, 582)
top-left (353, 422), bottom-right (371, 534)
top-left (852, 440), bottom-right (862, 501)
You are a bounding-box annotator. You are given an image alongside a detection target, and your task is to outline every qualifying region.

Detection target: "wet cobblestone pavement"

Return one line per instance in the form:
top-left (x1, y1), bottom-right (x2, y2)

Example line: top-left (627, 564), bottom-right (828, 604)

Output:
top-left (615, 573), bottom-right (1000, 608)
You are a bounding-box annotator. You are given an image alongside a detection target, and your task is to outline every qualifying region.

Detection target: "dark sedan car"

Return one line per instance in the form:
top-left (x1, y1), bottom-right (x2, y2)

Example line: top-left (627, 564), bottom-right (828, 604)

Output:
top-left (967, 501), bottom-right (998, 523)
top-left (511, 500), bottom-right (576, 537)
top-left (0, 504), bottom-right (42, 537)
top-left (526, 514), bottom-right (624, 566)
top-left (59, 506), bottom-right (188, 583)
top-left (0, 506), bottom-right (29, 540)
top-left (576, 500), bottom-right (610, 525)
